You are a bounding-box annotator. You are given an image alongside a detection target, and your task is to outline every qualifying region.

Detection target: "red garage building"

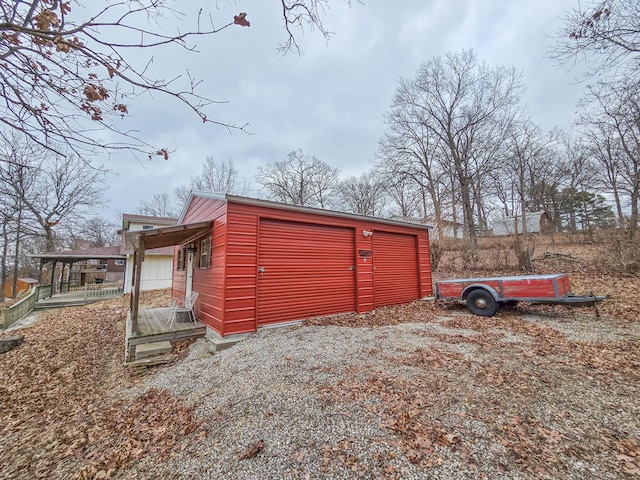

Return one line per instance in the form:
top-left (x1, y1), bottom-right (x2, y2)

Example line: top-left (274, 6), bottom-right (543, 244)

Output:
top-left (129, 193), bottom-right (432, 338)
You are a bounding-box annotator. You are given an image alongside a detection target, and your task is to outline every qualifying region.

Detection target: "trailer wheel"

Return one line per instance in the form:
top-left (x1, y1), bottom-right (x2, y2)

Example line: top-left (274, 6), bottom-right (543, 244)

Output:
top-left (466, 289), bottom-right (499, 317)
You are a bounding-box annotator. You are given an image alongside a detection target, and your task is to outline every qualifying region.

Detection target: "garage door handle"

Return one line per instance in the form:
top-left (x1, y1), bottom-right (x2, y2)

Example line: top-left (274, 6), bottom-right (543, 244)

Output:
top-left (349, 266), bottom-right (354, 271)
top-left (258, 267), bottom-right (265, 276)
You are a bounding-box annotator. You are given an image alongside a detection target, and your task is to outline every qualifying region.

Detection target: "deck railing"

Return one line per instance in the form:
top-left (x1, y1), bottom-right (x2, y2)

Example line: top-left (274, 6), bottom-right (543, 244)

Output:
top-left (36, 285), bottom-right (52, 301)
top-left (83, 281), bottom-right (123, 299)
top-left (2, 288), bottom-right (37, 330)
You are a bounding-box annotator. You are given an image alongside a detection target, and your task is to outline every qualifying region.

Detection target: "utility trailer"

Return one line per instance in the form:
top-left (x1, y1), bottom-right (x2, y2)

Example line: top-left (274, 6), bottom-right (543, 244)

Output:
top-left (434, 273), bottom-right (605, 317)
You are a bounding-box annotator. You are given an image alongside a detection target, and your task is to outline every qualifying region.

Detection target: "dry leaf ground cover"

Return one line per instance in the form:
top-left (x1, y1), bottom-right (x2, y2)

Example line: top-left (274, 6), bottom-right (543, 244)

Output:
top-left (1, 268), bottom-right (639, 478)
top-left (0, 290), bottom-right (202, 479)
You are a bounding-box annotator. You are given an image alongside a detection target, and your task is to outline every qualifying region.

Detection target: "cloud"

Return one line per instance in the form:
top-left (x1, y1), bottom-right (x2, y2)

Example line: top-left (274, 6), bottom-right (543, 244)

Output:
top-left (95, 0), bottom-right (586, 219)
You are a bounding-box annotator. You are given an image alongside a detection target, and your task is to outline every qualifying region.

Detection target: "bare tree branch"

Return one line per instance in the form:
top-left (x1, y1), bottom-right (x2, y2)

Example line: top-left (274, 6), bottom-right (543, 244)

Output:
top-left (256, 148), bottom-right (338, 208)
top-left (0, 1), bottom-right (351, 159)
top-left (552, 0), bottom-right (640, 82)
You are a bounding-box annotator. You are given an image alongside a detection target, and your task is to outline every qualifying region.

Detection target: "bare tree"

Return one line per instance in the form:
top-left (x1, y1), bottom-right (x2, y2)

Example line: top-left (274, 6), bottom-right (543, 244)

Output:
top-left (256, 149), bottom-right (339, 208)
top-left (377, 104), bottom-right (449, 227)
top-left (578, 78), bottom-right (640, 237)
top-left (383, 50), bottom-right (524, 246)
top-left (175, 157), bottom-right (248, 205)
top-left (0, 139), bottom-right (106, 251)
top-left (550, 134), bottom-right (600, 232)
top-left (193, 157), bottom-right (248, 195)
top-left (71, 217), bottom-right (121, 248)
top-left (0, 1), bottom-right (353, 158)
top-left (0, 191), bottom-right (21, 299)
top-left (382, 175), bottom-right (425, 220)
top-left (579, 117), bottom-right (626, 225)
top-left (335, 171), bottom-right (387, 216)
top-left (499, 120), bottom-right (559, 233)
top-left (554, 0), bottom-right (640, 82)
top-left (137, 193), bottom-right (178, 219)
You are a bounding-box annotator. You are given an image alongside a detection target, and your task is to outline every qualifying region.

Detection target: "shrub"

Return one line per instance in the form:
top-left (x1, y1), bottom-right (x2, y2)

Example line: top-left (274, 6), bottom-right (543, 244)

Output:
top-left (594, 230), bottom-right (640, 275)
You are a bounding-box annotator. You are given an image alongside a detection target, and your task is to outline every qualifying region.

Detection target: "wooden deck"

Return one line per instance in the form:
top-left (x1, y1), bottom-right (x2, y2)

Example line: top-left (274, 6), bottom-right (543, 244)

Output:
top-left (125, 307), bottom-right (206, 362)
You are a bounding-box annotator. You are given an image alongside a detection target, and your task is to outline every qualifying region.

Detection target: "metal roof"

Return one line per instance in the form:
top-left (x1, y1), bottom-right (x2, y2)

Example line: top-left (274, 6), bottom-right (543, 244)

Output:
top-left (178, 192), bottom-right (432, 230)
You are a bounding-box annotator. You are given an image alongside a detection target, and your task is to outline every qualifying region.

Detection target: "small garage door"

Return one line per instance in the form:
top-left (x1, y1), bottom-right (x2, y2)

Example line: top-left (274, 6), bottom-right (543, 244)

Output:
top-left (257, 219), bottom-right (356, 325)
top-left (373, 231), bottom-right (420, 308)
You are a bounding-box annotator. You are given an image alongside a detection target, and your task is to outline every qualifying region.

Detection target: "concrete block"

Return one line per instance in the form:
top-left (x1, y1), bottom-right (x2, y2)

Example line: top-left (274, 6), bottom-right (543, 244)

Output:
top-left (206, 328), bottom-right (252, 352)
top-left (135, 341), bottom-right (172, 360)
top-left (0, 334), bottom-right (24, 354)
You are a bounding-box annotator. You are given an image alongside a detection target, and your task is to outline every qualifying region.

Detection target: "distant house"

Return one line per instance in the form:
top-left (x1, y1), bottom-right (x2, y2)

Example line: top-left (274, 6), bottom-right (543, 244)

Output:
top-left (120, 213), bottom-right (178, 293)
top-left (491, 211), bottom-right (553, 236)
top-left (3, 277), bottom-right (38, 299)
top-left (430, 219), bottom-right (465, 240)
top-left (391, 216), bottom-right (463, 240)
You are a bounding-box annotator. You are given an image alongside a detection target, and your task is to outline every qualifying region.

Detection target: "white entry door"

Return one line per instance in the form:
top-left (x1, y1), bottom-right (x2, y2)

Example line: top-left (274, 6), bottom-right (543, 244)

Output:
top-left (186, 251), bottom-right (194, 297)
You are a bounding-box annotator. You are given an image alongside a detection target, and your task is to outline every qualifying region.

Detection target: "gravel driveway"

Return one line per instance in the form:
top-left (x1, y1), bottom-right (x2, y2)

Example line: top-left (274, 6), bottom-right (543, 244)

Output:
top-left (121, 305), bottom-right (640, 479)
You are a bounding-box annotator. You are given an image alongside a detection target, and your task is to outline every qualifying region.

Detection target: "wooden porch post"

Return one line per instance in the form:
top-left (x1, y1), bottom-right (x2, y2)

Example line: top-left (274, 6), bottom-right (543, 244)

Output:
top-left (130, 237), bottom-right (145, 335)
top-left (38, 259), bottom-right (44, 284)
top-left (129, 251), bottom-right (136, 313)
top-left (50, 260), bottom-right (57, 293)
top-left (60, 261), bottom-right (66, 292)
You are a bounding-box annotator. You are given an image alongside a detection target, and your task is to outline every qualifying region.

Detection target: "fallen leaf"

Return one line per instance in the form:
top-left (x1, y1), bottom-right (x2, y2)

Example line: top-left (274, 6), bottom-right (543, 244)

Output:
top-left (239, 439), bottom-right (265, 459)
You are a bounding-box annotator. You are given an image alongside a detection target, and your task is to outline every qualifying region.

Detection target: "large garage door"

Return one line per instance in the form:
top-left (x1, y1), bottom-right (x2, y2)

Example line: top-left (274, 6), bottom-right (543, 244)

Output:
top-left (373, 231), bottom-right (420, 308)
top-left (257, 219), bottom-right (356, 326)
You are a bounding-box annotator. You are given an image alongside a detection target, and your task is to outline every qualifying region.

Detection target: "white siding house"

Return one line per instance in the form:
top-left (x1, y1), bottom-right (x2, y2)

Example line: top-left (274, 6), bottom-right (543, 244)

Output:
top-left (121, 214), bottom-right (177, 293)
top-left (491, 211), bottom-right (552, 236)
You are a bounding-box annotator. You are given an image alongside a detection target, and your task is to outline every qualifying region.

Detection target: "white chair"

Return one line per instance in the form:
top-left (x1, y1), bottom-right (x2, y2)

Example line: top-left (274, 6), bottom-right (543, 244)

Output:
top-left (168, 291), bottom-right (199, 328)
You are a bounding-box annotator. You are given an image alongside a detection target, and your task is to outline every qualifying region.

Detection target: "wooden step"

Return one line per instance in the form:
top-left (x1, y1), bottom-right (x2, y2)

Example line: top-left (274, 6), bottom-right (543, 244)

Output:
top-left (135, 341), bottom-right (172, 360)
top-left (125, 353), bottom-right (177, 372)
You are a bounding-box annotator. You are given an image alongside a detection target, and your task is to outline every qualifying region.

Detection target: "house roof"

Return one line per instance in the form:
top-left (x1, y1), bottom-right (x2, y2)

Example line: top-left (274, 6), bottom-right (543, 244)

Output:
top-left (178, 192), bottom-right (431, 230)
top-left (491, 211), bottom-right (548, 236)
top-left (121, 213), bottom-right (178, 231)
top-left (139, 246), bottom-right (176, 256)
top-left (30, 245), bottom-right (126, 262)
top-left (125, 221), bottom-right (213, 251)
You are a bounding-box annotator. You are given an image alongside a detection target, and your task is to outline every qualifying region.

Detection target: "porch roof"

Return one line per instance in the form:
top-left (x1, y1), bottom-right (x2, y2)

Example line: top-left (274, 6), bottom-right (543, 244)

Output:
top-left (125, 221), bottom-right (213, 252)
top-left (29, 245), bottom-right (125, 262)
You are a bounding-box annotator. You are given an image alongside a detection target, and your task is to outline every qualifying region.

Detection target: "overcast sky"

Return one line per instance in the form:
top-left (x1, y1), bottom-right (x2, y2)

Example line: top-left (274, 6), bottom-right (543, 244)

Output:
top-left (97, 0), bottom-right (587, 222)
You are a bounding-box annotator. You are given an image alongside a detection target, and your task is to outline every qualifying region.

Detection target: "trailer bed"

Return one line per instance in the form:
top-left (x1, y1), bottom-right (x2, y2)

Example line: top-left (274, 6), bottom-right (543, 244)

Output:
top-left (435, 274), bottom-right (604, 317)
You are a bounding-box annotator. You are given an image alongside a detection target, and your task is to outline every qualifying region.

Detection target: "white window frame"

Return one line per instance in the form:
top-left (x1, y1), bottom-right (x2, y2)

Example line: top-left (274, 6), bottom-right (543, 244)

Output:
top-left (199, 236), bottom-right (211, 269)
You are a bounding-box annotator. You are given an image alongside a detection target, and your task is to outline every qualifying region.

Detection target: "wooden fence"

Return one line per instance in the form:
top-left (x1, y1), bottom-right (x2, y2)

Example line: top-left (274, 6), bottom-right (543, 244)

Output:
top-left (2, 288), bottom-right (37, 330)
top-left (83, 282), bottom-right (123, 299)
top-left (63, 282), bottom-right (85, 293)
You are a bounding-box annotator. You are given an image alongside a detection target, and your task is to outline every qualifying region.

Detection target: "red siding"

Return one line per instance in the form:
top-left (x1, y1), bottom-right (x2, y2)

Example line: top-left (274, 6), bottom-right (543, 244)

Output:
top-left (223, 211), bottom-right (259, 334)
top-left (172, 197), bottom-right (227, 334)
top-left (257, 219), bottom-right (356, 325)
top-left (373, 231), bottom-right (420, 308)
top-left (175, 198), bottom-right (432, 336)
